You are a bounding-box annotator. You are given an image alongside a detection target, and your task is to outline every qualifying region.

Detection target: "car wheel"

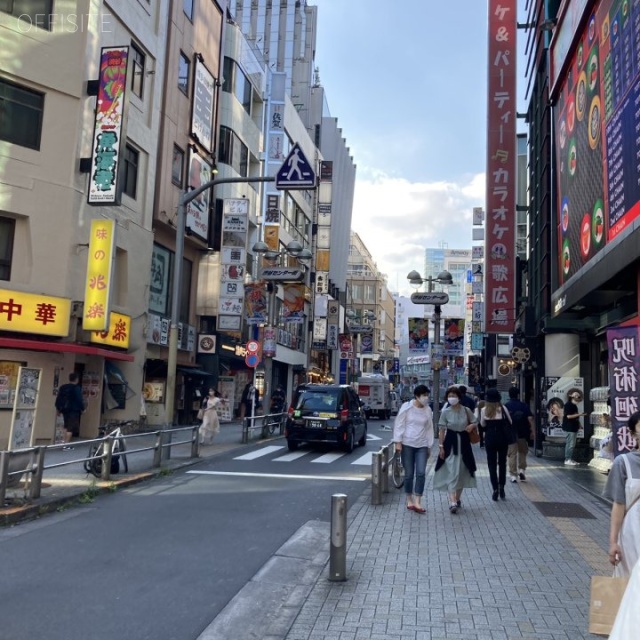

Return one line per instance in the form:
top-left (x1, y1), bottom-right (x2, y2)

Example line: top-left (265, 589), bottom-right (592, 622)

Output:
top-left (357, 424), bottom-right (367, 447)
top-left (287, 439), bottom-right (299, 451)
top-left (344, 430), bottom-right (354, 454)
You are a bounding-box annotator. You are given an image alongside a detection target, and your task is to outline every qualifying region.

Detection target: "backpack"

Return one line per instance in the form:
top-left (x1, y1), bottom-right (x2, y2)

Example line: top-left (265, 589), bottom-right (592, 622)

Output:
top-left (55, 385), bottom-right (72, 412)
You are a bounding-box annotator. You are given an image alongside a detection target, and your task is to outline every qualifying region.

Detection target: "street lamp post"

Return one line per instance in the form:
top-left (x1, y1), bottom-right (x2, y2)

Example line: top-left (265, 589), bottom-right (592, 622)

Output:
top-left (252, 240), bottom-right (312, 413)
top-left (407, 270), bottom-right (453, 426)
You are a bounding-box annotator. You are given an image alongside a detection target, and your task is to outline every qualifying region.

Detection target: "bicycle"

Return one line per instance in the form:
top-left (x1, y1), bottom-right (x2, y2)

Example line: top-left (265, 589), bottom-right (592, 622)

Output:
top-left (261, 411), bottom-right (285, 438)
top-left (391, 449), bottom-right (405, 489)
top-left (84, 423), bottom-right (129, 478)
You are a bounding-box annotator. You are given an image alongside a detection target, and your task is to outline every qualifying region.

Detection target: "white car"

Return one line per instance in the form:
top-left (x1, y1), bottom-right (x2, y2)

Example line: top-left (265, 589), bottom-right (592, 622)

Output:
top-left (390, 391), bottom-right (402, 415)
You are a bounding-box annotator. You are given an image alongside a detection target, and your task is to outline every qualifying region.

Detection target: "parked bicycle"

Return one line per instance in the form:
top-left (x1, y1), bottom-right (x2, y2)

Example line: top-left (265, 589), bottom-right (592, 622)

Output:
top-left (84, 423), bottom-right (130, 478)
top-left (391, 450), bottom-right (405, 489)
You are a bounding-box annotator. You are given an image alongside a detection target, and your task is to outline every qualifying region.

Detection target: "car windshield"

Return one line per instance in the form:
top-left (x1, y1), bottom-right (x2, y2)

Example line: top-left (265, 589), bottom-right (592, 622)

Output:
top-left (296, 391), bottom-right (339, 412)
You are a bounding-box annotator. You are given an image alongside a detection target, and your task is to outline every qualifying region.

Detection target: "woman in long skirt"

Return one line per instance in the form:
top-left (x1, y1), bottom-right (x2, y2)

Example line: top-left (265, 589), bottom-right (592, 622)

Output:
top-left (199, 388), bottom-right (221, 445)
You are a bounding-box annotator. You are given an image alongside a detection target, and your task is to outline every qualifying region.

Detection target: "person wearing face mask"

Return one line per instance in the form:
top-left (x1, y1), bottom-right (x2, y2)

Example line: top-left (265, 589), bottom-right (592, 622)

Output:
top-left (433, 386), bottom-right (478, 513)
top-left (393, 385), bottom-right (434, 513)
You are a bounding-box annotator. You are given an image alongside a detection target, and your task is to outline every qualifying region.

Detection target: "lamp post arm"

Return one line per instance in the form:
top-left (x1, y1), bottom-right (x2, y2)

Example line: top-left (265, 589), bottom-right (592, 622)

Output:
top-left (165, 175), bottom-right (275, 428)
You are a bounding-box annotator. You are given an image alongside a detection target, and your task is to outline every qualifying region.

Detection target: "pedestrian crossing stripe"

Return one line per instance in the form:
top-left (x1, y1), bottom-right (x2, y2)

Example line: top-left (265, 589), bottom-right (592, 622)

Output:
top-left (232, 447), bottom-right (373, 466)
top-left (186, 470), bottom-right (366, 482)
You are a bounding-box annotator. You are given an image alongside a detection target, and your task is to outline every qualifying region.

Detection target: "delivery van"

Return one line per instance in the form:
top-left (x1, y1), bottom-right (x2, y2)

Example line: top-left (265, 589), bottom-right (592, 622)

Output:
top-left (357, 375), bottom-right (392, 419)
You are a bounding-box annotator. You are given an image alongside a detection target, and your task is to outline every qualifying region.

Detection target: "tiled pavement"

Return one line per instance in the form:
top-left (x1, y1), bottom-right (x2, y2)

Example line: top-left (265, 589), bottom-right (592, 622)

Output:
top-left (284, 449), bottom-right (612, 640)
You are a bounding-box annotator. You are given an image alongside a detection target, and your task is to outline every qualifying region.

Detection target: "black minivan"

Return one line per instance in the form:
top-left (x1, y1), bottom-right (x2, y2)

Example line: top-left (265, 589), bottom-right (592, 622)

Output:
top-left (285, 385), bottom-right (367, 453)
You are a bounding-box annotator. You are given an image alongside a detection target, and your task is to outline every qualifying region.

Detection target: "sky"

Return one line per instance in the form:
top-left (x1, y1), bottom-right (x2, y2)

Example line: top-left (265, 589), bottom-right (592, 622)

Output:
top-left (314, 0), bottom-right (526, 295)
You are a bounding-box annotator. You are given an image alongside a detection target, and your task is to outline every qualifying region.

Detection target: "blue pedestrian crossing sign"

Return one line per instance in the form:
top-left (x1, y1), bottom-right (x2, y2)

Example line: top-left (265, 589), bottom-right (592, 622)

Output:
top-left (276, 143), bottom-right (316, 190)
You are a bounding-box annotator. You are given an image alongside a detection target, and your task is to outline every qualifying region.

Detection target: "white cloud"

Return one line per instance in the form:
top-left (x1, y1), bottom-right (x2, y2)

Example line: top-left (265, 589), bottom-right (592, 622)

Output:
top-left (351, 170), bottom-right (485, 295)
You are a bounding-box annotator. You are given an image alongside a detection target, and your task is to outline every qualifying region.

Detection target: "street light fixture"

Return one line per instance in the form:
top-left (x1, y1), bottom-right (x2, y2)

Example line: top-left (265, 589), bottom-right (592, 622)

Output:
top-left (251, 240), bottom-right (312, 413)
top-left (407, 269), bottom-right (453, 425)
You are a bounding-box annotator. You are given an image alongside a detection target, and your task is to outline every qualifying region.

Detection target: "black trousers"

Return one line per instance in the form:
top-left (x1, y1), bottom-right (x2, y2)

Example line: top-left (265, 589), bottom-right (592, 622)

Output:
top-left (485, 430), bottom-right (509, 490)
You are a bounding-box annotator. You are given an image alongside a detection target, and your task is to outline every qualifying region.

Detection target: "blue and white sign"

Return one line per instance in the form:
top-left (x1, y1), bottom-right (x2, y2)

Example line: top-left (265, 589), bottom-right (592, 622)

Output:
top-left (276, 143), bottom-right (316, 189)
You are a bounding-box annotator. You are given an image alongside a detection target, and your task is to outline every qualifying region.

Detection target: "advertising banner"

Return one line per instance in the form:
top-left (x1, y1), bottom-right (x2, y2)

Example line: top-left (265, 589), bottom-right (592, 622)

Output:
top-left (607, 326), bottom-right (640, 456)
top-left (541, 376), bottom-right (585, 438)
top-left (263, 326), bottom-right (276, 357)
top-left (485, 0), bottom-right (517, 333)
top-left (191, 57), bottom-right (215, 152)
top-left (149, 244), bottom-right (170, 315)
top-left (83, 219), bottom-right (116, 331)
top-left (361, 334), bottom-right (373, 354)
top-left (444, 319), bottom-right (465, 356)
top-left (408, 317), bottom-right (429, 354)
top-left (283, 284), bottom-right (305, 323)
top-left (0, 289), bottom-right (70, 337)
top-left (88, 46), bottom-right (129, 205)
top-left (244, 283), bottom-right (267, 325)
top-left (9, 367), bottom-right (42, 450)
top-left (89, 311), bottom-right (131, 349)
top-left (186, 151), bottom-right (212, 241)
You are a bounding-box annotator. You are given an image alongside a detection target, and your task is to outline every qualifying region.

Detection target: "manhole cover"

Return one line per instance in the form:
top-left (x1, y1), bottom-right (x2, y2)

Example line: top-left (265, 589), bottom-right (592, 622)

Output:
top-left (533, 501), bottom-right (595, 519)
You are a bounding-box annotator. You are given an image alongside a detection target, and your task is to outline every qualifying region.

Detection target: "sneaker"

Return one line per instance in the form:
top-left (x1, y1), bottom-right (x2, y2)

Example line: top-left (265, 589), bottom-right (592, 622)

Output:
top-left (519, 471), bottom-right (526, 481)
top-left (456, 500), bottom-right (462, 508)
top-left (564, 459), bottom-right (578, 466)
top-left (449, 503), bottom-right (458, 514)
top-left (510, 475), bottom-right (518, 483)
top-left (62, 445), bottom-right (74, 451)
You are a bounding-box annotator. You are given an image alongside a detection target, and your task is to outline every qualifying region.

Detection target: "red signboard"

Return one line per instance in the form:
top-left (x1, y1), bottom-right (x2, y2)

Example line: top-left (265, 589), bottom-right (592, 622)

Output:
top-left (485, 0), bottom-right (517, 334)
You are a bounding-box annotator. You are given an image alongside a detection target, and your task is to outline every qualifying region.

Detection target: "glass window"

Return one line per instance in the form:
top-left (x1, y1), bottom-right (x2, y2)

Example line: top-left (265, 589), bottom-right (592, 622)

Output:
top-left (0, 217), bottom-right (15, 280)
top-left (365, 284), bottom-right (375, 302)
top-left (131, 43), bottom-right (145, 98)
top-left (0, 79), bottom-right (44, 150)
top-left (123, 144), bottom-right (139, 199)
top-left (0, 0), bottom-right (52, 30)
top-left (222, 56), bottom-right (233, 93)
top-left (218, 126), bottom-right (232, 165)
top-left (234, 68), bottom-right (252, 115)
top-left (183, 0), bottom-right (193, 20)
top-left (238, 141), bottom-right (248, 177)
top-left (178, 52), bottom-right (190, 95)
top-left (172, 145), bottom-right (184, 187)
top-left (351, 285), bottom-right (363, 301)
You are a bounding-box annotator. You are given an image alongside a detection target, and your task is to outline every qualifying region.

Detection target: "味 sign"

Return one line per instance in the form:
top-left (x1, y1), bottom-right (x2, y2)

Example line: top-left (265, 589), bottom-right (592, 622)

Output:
top-left (485, 1), bottom-right (516, 333)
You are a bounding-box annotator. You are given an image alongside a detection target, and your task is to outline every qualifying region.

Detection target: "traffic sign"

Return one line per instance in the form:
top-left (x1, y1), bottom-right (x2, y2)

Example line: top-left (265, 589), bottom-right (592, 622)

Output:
top-left (276, 143), bottom-right (316, 189)
top-left (410, 291), bottom-right (449, 305)
top-left (246, 340), bottom-right (259, 354)
top-left (245, 353), bottom-right (259, 368)
top-left (260, 267), bottom-right (305, 281)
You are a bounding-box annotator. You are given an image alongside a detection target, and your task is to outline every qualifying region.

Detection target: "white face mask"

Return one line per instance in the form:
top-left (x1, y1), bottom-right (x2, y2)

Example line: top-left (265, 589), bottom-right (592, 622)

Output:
top-left (447, 397), bottom-right (459, 406)
top-left (418, 395), bottom-right (429, 406)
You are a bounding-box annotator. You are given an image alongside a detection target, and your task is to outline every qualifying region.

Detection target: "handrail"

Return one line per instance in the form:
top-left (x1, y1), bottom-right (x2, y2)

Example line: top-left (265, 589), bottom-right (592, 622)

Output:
top-left (0, 424), bottom-right (201, 504)
top-left (241, 412), bottom-right (287, 444)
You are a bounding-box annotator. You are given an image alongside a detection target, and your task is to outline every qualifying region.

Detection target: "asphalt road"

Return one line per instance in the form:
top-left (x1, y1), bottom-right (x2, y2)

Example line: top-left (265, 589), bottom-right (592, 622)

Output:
top-left (0, 421), bottom-right (393, 640)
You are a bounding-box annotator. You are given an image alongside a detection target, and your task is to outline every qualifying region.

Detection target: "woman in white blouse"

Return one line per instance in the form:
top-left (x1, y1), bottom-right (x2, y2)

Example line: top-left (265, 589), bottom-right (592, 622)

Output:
top-left (393, 385), bottom-right (435, 514)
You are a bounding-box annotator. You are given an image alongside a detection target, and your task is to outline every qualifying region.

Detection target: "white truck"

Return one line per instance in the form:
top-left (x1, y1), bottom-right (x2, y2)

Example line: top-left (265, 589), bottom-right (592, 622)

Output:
top-left (357, 375), bottom-right (392, 420)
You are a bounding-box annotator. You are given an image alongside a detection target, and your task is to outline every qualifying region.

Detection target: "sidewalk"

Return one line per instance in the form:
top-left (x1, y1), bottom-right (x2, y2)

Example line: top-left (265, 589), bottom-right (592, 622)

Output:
top-left (201, 449), bottom-right (614, 640)
top-left (0, 420), bottom-right (248, 525)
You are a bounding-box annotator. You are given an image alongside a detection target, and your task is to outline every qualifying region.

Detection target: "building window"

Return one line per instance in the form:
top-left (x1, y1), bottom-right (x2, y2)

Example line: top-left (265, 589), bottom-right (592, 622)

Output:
top-left (0, 79), bottom-right (44, 150)
top-left (130, 43), bottom-right (145, 98)
top-left (183, 0), bottom-right (193, 20)
top-left (234, 67), bottom-right (252, 115)
top-left (222, 56), bottom-right (233, 93)
top-left (172, 145), bottom-right (184, 187)
top-left (218, 126), bottom-right (232, 165)
top-left (0, 0), bottom-right (52, 30)
top-left (0, 217), bottom-right (15, 280)
top-left (178, 52), bottom-right (190, 95)
top-left (365, 284), bottom-right (375, 302)
top-left (123, 144), bottom-right (139, 199)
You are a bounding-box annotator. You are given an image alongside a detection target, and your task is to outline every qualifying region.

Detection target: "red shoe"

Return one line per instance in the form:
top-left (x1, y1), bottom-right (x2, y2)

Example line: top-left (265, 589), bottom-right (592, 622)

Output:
top-left (414, 506), bottom-right (426, 514)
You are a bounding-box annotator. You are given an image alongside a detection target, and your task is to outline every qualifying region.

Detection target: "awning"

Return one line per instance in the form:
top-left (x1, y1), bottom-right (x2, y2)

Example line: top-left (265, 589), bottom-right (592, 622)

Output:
top-left (0, 337), bottom-right (134, 362)
top-left (177, 367), bottom-right (214, 378)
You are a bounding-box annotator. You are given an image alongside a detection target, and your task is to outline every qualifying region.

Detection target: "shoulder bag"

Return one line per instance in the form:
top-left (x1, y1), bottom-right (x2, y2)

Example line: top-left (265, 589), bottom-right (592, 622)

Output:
top-left (465, 407), bottom-right (480, 444)
top-left (499, 403), bottom-right (517, 445)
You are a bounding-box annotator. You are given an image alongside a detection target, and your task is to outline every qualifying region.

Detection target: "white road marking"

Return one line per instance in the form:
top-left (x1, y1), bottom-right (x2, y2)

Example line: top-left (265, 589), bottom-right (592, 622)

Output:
top-left (351, 451), bottom-right (373, 466)
top-left (273, 451), bottom-right (308, 462)
top-left (367, 433), bottom-right (382, 441)
top-left (233, 445), bottom-right (284, 460)
top-left (186, 470), bottom-right (366, 482)
top-left (312, 452), bottom-right (345, 464)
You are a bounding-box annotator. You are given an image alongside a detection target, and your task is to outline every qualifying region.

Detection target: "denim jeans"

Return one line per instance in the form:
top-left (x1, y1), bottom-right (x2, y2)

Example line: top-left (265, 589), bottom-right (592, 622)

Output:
top-left (565, 431), bottom-right (578, 461)
top-left (401, 445), bottom-right (429, 496)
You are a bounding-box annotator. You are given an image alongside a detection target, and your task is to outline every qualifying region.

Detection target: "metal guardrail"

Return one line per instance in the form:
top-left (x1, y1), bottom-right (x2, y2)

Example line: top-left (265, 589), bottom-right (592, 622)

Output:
top-left (371, 441), bottom-right (394, 505)
top-left (241, 412), bottom-right (287, 444)
top-left (0, 425), bottom-right (200, 504)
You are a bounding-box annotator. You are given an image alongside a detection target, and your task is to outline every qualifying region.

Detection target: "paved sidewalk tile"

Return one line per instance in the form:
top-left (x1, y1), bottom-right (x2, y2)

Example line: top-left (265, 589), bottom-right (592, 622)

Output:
top-left (286, 452), bottom-right (611, 640)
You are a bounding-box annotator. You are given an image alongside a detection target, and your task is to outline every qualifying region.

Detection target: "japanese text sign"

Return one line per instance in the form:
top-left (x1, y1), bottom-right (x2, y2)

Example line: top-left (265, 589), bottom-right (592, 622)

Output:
top-left (88, 46), bottom-right (129, 205)
top-left (485, 1), bottom-right (516, 333)
top-left (0, 289), bottom-right (70, 337)
top-left (89, 311), bottom-right (131, 349)
top-left (607, 326), bottom-right (640, 456)
top-left (83, 219), bottom-right (116, 331)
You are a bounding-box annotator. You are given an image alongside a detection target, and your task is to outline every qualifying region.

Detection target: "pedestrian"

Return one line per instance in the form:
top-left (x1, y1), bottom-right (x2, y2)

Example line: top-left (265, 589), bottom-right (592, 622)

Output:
top-left (55, 372), bottom-right (86, 450)
top-left (393, 384), bottom-right (434, 514)
top-left (433, 385), bottom-right (478, 514)
top-left (240, 382), bottom-right (257, 419)
top-left (562, 389), bottom-right (586, 466)
top-left (270, 384), bottom-right (286, 414)
top-left (199, 388), bottom-right (221, 445)
top-left (480, 388), bottom-right (515, 501)
top-left (458, 385), bottom-right (476, 411)
top-left (474, 397), bottom-right (486, 448)
top-left (603, 411), bottom-right (640, 576)
top-left (505, 386), bottom-right (534, 482)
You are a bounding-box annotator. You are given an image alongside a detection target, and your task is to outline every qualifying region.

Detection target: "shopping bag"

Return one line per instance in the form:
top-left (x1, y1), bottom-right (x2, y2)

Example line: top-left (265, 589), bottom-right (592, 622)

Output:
top-left (588, 575), bottom-right (629, 636)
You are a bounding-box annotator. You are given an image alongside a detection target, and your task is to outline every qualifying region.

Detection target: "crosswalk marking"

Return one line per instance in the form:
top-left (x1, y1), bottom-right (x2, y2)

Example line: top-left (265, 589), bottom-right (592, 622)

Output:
top-left (234, 445), bottom-right (284, 461)
top-left (351, 451), bottom-right (373, 466)
top-left (273, 451), bottom-right (308, 462)
top-left (186, 470), bottom-right (366, 482)
top-left (311, 452), bottom-right (345, 464)
top-left (367, 434), bottom-right (382, 441)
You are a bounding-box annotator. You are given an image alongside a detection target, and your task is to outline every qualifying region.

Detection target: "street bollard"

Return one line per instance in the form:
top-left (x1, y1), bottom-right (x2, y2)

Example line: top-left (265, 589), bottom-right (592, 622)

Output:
top-left (101, 436), bottom-right (114, 481)
top-left (0, 451), bottom-right (9, 505)
top-left (382, 445), bottom-right (390, 493)
top-left (371, 451), bottom-right (382, 505)
top-left (329, 493), bottom-right (347, 581)
top-left (191, 425), bottom-right (200, 458)
top-left (152, 430), bottom-right (163, 468)
top-left (28, 447), bottom-right (45, 499)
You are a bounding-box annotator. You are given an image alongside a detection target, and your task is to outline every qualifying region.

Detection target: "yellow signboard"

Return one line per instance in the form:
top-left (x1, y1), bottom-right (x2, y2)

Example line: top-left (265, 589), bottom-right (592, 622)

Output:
top-left (83, 219), bottom-right (116, 331)
top-left (315, 250), bottom-right (330, 272)
top-left (0, 289), bottom-right (71, 337)
top-left (89, 312), bottom-right (131, 349)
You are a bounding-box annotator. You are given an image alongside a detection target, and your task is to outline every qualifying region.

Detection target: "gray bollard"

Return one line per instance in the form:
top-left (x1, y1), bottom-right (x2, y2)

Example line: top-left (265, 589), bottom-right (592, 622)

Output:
top-left (329, 493), bottom-right (347, 581)
top-left (371, 451), bottom-right (382, 505)
top-left (382, 445), bottom-right (390, 493)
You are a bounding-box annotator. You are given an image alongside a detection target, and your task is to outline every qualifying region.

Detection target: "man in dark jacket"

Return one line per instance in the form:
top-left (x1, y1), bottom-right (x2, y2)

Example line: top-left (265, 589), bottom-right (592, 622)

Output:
top-left (55, 373), bottom-right (86, 449)
top-left (562, 390), bottom-right (586, 466)
top-left (504, 386), bottom-right (534, 481)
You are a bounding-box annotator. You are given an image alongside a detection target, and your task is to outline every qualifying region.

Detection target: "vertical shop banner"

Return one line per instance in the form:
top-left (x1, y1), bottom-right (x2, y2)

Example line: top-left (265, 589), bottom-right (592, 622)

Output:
top-left (186, 151), bottom-right (212, 241)
top-left (485, 0), bottom-right (516, 333)
top-left (9, 367), bottom-right (42, 450)
top-left (283, 284), bottom-right (305, 323)
top-left (361, 334), bottom-right (373, 354)
top-left (607, 326), bottom-right (640, 456)
top-left (191, 57), bottom-right (215, 152)
top-left (444, 319), bottom-right (465, 356)
top-left (244, 283), bottom-right (267, 325)
top-left (408, 318), bottom-right (429, 354)
top-left (88, 46), bottom-right (129, 205)
top-left (149, 244), bottom-right (170, 315)
top-left (83, 219), bottom-right (116, 331)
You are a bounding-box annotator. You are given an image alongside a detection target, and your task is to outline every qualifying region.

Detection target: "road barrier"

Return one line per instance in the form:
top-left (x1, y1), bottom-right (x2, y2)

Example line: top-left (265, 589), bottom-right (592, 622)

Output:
top-left (241, 412), bottom-right (287, 444)
top-left (371, 441), bottom-right (394, 505)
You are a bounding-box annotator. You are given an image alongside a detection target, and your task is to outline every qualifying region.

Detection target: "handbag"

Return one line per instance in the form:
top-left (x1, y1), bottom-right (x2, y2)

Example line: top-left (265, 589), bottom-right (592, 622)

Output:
top-left (589, 575), bottom-right (629, 635)
top-left (465, 407), bottom-right (480, 444)
top-left (197, 408), bottom-right (204, 420)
